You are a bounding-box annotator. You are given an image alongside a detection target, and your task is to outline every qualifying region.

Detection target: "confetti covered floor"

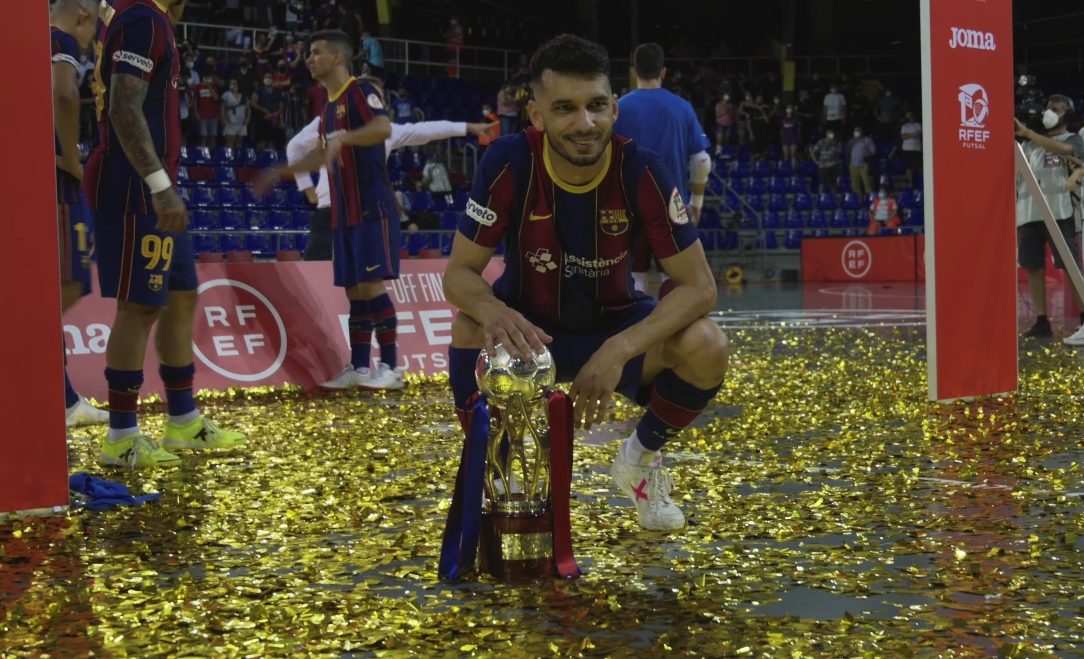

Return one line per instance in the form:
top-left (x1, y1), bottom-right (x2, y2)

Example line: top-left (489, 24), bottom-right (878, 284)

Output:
top-left (3, 283), bottom-right (1084, 656)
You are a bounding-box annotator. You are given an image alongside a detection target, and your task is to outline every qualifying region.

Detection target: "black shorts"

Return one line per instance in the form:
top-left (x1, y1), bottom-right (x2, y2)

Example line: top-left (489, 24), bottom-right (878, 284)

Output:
top-left (1018, 219), bottom-right (1079, 271)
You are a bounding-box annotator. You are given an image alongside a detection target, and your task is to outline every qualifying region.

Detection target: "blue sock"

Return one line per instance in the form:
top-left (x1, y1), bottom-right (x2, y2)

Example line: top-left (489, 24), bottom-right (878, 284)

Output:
top-left (370, 294), bottom-right (397, 369)
top-left (64, 370), bottom-right (79, 408)
top-left (349, 299), bottom-right (373, 370)
top-left (635, 369), bottom-right (721, 451)
top-left (105, 368), bottom-right (143, 432)
top-left (159, 363), bottom-right (197, 418)
top-left (449, 346), bottom-right (482, 412)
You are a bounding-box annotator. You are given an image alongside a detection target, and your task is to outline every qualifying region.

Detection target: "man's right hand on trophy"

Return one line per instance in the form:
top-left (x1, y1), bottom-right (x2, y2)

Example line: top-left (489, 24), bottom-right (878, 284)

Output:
top-left (481, 306), bottom-right (552, 361)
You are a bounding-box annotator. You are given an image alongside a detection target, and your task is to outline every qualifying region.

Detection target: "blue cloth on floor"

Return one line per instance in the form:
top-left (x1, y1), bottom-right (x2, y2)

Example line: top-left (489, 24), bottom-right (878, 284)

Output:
top-left (69, 473), bottom-right (162, 511)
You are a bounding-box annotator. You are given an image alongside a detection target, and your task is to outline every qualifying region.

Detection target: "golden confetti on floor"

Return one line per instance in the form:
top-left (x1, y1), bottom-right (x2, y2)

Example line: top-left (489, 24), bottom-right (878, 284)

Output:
top-left (3, 327), bottom-right (1084, 656)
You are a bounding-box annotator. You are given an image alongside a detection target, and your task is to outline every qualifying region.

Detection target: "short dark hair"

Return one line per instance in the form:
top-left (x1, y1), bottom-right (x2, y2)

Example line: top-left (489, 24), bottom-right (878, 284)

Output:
top-left (1049, 93), bottom-right (1076, 115)
top-left (310, 30), bottom-right (354, 60)
top-left (529, 34), bottom-right (610, 90)
top-left (632, 43), bottom-right (665, 80)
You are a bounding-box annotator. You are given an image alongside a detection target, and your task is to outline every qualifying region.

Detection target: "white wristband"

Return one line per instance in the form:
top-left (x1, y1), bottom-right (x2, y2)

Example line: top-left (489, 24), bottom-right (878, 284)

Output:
top-left (144, 169), bottom-right (172, 194)
top-left (689, 193), bottom-right (704, 209)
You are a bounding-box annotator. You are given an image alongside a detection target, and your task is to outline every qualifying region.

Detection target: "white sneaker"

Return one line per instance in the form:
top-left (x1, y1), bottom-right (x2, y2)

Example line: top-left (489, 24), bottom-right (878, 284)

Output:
top-left (1064, 324), bottom-right (1084, 346)
top-left (361, 364), bottom-right (405, 391)
top-left (319, 365), bottom-right (370, 390)
top-left (65, 396), bottom-right (109, 428)
top-left (610, 452), bottom-right (685, 530)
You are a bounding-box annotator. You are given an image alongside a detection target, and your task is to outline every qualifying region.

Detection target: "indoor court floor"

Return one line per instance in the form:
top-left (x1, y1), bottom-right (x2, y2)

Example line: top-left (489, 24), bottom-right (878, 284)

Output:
top-left (2, 282), bottom-right (1083, 656)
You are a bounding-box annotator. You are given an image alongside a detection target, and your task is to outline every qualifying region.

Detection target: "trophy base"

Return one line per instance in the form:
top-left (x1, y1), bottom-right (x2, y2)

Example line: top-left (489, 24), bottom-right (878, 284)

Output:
top-left (479, 505), bottom-right (554, 581)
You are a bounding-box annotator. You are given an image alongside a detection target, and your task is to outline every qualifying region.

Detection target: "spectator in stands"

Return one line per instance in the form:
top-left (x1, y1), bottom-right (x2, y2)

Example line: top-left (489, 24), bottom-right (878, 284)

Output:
top-left (392, 87), bottom-right (414, 124)
top-left (737, 91), bottom-right (756, 146)
top-left (281, 81), bottom-right (306, 141)
top-left (810, 129), bottom-right (841, 194)
top-left (496, 83), bottom-right (521, 136)
top-left (305, 82), bottom-right (328, 120)
top-left (283, 34), bottom-right (303, 70)
top-left (874, 88), bottom-right (903, 143)
top-left (360, 27), bottom-right (384, 77)
top-left (422, 158), bottom-right (452, 194)
top-left (221, 79), bottom-right (250, 149)
top-left (273, 60), bottom-right (294, 91)
top-left (285, 0), bottom-right (306, 31)
top-left (897, 111), bottom-right (922, 188)
top-left (252, 31), bottom-right (277, 78)
top-left (822, 84), bottom-right (846, 135)
top-left (779, 105), bottom-right (801, 166)
top-left (867, 188), bottom-right (901, 236)
top-left (750, 94), bottom-right (771, 157)
top-left (251, 73), bottom-right (283, 149)
top-left (193, 74), bottom-right (220, 147)
top-left (235, 56), bottom-right (256, 98)
top-left (846, 125), bottom-right (876, 196)
top-left (714, 93), bottom-right (734, 153)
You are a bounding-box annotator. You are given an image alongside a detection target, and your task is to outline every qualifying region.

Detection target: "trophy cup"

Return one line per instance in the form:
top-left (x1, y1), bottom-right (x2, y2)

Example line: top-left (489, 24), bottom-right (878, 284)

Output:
top-left (439, 345), bottom-right (580, 581)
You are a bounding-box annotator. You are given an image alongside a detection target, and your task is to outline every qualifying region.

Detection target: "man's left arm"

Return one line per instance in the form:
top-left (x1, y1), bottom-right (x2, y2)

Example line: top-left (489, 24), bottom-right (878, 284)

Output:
top-left (387, 120), bottom-right (467, 151)
top-left (1016, 120), bottom-right (1075, 156)
top-left (684, 102), bottom-right (713, 225)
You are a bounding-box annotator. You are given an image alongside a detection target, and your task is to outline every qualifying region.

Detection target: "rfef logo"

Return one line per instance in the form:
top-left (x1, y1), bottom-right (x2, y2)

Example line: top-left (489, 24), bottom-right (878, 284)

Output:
top-left (949, 27), bottom-right (996, 51)
top-left (957, 83), bottom-right (991, 150)
top-left (841, 240), bottom-right (872, 279)
top-left (192, 279), bottom-right (288, 382)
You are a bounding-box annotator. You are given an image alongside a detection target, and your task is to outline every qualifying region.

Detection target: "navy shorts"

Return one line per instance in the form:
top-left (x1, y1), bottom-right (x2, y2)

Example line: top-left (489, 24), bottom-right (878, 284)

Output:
top-left (58, 191), bottom-right (94, 295)
top-left (528, 298), bottom-right (657, 405)
top-left (1018, 219), bottom-right (1079, 271)
top-left (332, 218), bottom-right (401, 287)
top-left (95, 212), bottom-right (197, 306)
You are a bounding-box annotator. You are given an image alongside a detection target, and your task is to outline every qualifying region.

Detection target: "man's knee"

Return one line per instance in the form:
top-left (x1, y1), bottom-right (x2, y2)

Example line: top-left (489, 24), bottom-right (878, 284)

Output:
top-left (451, 311), bottom-right (484, 348)
top-left (116, 300), bottom-right (163, 325)
top-left (667, 318), bottom-right (729, 383)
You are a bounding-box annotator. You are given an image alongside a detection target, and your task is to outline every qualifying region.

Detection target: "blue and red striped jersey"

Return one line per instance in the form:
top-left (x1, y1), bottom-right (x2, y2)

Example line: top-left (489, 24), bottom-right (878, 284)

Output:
top-left (84, 0), bottom-right (181, 216)
top-left (51, 26), bottom-right (83, 205)
top-left (459, 127), bottom-right (700, 330)
top-left (320, 77), bottom-right (396, 229)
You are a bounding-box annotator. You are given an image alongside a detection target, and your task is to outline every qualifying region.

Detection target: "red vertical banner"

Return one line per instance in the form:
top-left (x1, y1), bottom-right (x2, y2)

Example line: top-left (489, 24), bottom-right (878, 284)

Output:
top-left (922, 0), bottom-right (1017, 400)
top-left (0, 2), bottom-right (69, 512)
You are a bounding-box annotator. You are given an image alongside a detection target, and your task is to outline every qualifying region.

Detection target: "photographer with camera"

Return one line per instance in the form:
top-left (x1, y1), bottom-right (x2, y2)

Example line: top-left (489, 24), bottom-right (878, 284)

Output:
top-left (1014, 94), bottom-right (1084, 342)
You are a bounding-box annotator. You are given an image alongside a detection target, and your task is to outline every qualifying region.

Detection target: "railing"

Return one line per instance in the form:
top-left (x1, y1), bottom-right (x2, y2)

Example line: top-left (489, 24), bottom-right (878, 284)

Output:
top-left (176, 22), bottom-right (520, 82)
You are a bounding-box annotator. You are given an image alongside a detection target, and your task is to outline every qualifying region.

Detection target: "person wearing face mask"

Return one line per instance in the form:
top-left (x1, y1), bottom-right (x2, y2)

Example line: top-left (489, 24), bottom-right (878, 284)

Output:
top-left (846, 126), bottom-right (877, 197)
top-left (250, 73), bottom-right (283, 149)
top-left (1014, 94), bottom-right (1084, 342)
top-left (866, 188), bottom-right (900, 236)
top-left (822, 84), bottom-right (846, 135)
top-left (220, 79), bottom-right (250, 149)
top-left (810, 130), bottom-right (842, 194)
top-left (779, 105), bottom-right (801, 166)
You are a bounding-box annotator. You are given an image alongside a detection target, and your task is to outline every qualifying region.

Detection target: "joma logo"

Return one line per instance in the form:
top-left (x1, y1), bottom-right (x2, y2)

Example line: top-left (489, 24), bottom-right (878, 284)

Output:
top-left (949, 27), bottom-right (996, 51)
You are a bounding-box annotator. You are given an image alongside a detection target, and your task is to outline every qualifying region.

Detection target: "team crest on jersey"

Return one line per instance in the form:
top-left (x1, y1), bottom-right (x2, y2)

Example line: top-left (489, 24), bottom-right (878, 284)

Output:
top-left (668, 188), bottom-right (689, 225)
top-left (336, 104), bottom-right (346, 119)
top-left (148, 274), bottom-right (164, 292)
top-left (599, 209), bottom-right (629, 236)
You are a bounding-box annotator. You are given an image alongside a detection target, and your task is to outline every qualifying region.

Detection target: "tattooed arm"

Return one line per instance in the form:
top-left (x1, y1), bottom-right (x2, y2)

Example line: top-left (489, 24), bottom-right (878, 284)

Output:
top-left (109, 72), bottom-right (187, 232)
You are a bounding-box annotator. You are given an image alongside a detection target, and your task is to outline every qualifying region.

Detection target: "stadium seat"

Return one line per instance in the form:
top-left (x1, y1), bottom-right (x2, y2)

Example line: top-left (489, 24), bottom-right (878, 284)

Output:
top-left (439, 210), bottom-right (461, 230)
top-left (177, 166), bottom-right (189, 183)
top-left (835, 177), bottom-right (851, 193)
top-left (191, 210), bottom-right (218, 229)
top-left (841, 192), bottom-right (861, 210)
top-left (816, 192), bottom-right (837, 211)
top-left (729, 176), bottom-right (749, 194)
top-left (191, 187), bottom-right (217, 208)
top-left (699, 208), bottom-right (721, 229)
top-left (784, 230), bottom-right (802, 250)
top-left (245, 234), bottom-right (273, 256)
top-left (405, 232), bottom-right (427, 257)
top-left (219, 210), bottom-right (243, 230)
top-left (698, 230), bottom-right (717, 251)
top-left (221, 233), bottom-right (245, 252)
top-left (808, 210), bottom-right (828, 228)
top-left (905, 206), bottom-right (924, 225)
top-left (767, 176), bottom-right (788, 194)
top-left (411, 191), bottom-right (434, 212)
top-left (267, 188), bottom-right (290, 208)
top-left (292, 209), bottom-right (313, 230)
top-left (245, 211), bottom-right (268, 229)
top-left (792, 192), bottom-right (813, 211)
top-left (240, 187), bottom-right (264, 209)
top-left (236, 147), bottom-right (258, 167)
top-left (449, 191), bottom-right (469, 211)
top-left (786, 176), bottom-right (810, 194)
top-left (276, 234), bottom-right (298, 252)
top-left (768, 194), bottom-right (789, 212)
top-left (752, 160), bottom-right (774, 178)
top-left (287, 189), bottom-right (309, 208)
top-left (732, 160), bottom-right (753, 178)
top-left (218, 187), bottom-right (242, 208)
top-left (747, 178), bottom-right (767, 195)
top-left (762, 211), bottom-right (782, 229)
top-left (193, 234), bottom-right (219, 253)
top-left (190, 147), bottom-right (211, 166)
top-left (716, 144), bottom-right (736, 161)
top-left (713, 160), bottom-right (731, 176)
top-left (737, 145), bottom-right (753, 161)
top-left (213, 166), bottom-right (238, 185)
top-left (878, 174), bottom-right (895, 191)
top-left (784, 210), bottom-right (804, 229)
top-left (255, 149), bottom-right (281, 168)
top-left (897, 188), bottom-right (917, 209)
top-left (268, 211), bottom-right (292, 230)
top-left (775, 160), bottom-right (794, 177)
top-left (760, 230), bottom-right (778, 250)
top-left (746, 194), bottom-right (764, 212)
top-left (831, 209), bottom-right (852, 228)
top-left (796, 159), bottom-right (818, 177)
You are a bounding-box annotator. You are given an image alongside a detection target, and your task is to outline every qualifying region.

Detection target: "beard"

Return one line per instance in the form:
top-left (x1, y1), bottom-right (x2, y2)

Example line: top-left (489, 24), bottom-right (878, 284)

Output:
top-left (550, 129), bottom-right (609, 167)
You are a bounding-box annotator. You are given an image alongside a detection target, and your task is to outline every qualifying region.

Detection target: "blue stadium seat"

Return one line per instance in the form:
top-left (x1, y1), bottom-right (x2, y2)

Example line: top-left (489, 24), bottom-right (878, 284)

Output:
top-left (706, 176), bottom-right (724, 195)
top-left (193, 234), bottom-right (219, 253)
top-left (277, 234), bottom-right (298, 252)
top-left (219, 210), bottom-right (243, 230)
top-left (784, 230), bottom-right (802, 250)
top-left (831, 209), bottom-right (852, 228)
top-left (816, 192), bottom-right (837, 211)
top-left (211, 147), bottom-right (234, 165)
top-left (716, 144), bottom-right (736, 161)
top-left (218, 187), bottom-right (242, 207)
top-left (405, 232), bottom-right (427, 256)
top-left (191, 210), bottom-right (218, 229)
top-left (784, 210), bottom-right (804, 229)
top-left (268, 211), bottom-right (292, 230)
top-left (266, 188), bottom-right (290, 208)
top-left (746, 194), bottom-right (764, 211)
top-left (713, 160), bottom-right (731, 177)
top-left (729, 176), bottom-right (749, 194)
top-left (450, 191), bottom-right (469, 211)
top-left (213, 166), bottom-right (238, 185)
top-left (898, 188), bottom-right (917, 209)
top-left (792, 192), bottom-right (813, 211)
top-left (752, 160), bottom-right (774, 178)
top-left (841, 192), bottom-right (861, 210)
top-left (236, 147), bottom-right (258, 167)
top-left (796, 159), bottom-right (818, 177)
top-left (191, 147), bottom-right (212, 166)
top-left (835, 177), bottom-right (851, 193)
top-left (768, 194), bottom-right (789, 212)
top-left (439, 210), bottom-right (461, 230)
top-left (255, 149), bottom-right (281, 168)
top-left (760, 230), bottom-right (778, 249)
top-left (240, 187), bottom-right (264, 209)
top-left (246, 234), bottom-right (273, 256)
top-left (221, 233), bottom-right (245, 252)
top-left (292, 209), bottom-right (313, 229)
top-left (698, 230), bottom-right (717, 251)
top-left (767, 176), bottom-right (788, 194)
top-left (732, 160), bottom-right (753, 178)
top-left (786, 176), bottom-right (810, 194)
top-left (808, 210), bottom-right (828, 228)
top-left (177, 166), bottom-right (189, 183)
top-left (287, 189), bottom-right (309, 208)
top-left (905, 206), bottom-right (924, 225)
top-left (737, 144), bottom-right (753, 161)
top-left (878, 174), bottom-right (895, 191)
top-left (399, 151), bottom-right (423, 172)
top-left (191, 187), bottom-right (217, 208)
top-left (245, 211), bottom-right (268, 229)
top-left (747, 178), bottom-right (767, 195)
top-left (775, 160), bottom-right (794, 177)
top-left (411, 191), bottom-right (434, 212)
top-left (762, 211), bottom-right (782, 229)
top-left (699, 208), bottom-right (721, 229)
top-left (294, 234), bottom-right (308, 253)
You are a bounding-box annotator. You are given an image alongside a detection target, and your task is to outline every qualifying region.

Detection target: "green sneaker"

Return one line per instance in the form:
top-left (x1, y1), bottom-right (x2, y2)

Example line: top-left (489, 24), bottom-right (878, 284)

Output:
top-left (161, 416), bottom-right (247, 450)
top-left (99, 434), bottom-right (181, 469)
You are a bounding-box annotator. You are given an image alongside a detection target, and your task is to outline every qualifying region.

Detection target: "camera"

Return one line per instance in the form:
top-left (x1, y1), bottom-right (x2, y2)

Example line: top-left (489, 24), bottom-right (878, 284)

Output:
top-left (1015, 75), bottom-right (1046, 134)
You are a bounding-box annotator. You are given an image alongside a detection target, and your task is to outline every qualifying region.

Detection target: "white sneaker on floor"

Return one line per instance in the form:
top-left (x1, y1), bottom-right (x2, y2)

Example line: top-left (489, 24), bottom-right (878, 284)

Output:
top-left (320, 365), bottom-right (370, 390)
top-left (65, 396), bottom-right (109, 428)
top-left (361, 364), bottom-right (405, 390)
top-left (610, 452), bottom-right (685, 531)
top-left (1064, 324), bottom-right (1084, 346)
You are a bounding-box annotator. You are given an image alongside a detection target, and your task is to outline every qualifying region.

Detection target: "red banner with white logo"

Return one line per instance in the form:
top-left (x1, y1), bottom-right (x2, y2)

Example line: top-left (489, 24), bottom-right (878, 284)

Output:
top-left (921, 0), bottom-right (1016, 400)
top-left (801, 236), bottom-right (920, 282)
top-left (0, 2), bottom-right (69, 514)
top-left (62, 260), bottom-right (503, 402)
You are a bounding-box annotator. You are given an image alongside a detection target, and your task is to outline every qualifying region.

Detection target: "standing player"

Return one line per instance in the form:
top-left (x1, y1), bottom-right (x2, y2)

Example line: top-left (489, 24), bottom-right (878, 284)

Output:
top-left (51, 0), bottom-right (108, 428)
top-left (256, 32), bottom-right (404, 391)
top-left (444, 35), bottom-right (729, 531)
top-left (613, 43), bottom-right (712, 294)
top-left (85, 0), bottom-right (245, 468)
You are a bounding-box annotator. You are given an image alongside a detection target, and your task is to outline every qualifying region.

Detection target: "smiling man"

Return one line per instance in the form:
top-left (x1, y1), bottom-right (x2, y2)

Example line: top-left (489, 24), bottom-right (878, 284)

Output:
top-left (443, 34), bottom-right (729, 531)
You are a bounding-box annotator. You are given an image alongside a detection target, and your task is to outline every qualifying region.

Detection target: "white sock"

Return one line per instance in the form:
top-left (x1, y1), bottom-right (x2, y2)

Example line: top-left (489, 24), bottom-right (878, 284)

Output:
top-left (658, 272), bottom-right (670, 283)
top-left (169, 410), bottom-right (200, 425)
top-left (631, 272), bottom-right (647, 292)
top-left (621, 431), bottom-right (656, 465)
top-left (107, 427), bottom-right (139, 441)
top-left (65, 398), bottom-right (82, 413)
